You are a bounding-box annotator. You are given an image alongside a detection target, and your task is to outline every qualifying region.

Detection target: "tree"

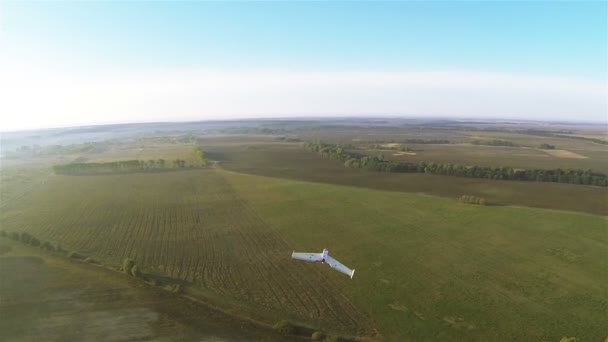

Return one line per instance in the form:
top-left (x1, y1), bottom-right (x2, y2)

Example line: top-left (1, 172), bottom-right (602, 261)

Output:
top-left (20, 232), bottom-right (32, 244)
top-left (41, 241), bottom-right (56, 251)
top-left (30, 237), bottom-right (41, 247)
top-left (9, 232), bottom-right (19, 241)
top-left (122, 258), bottom-right (135, 274)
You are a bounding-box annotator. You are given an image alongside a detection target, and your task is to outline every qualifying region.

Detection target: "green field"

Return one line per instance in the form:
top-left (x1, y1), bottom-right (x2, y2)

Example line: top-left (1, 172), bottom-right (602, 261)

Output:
top-left (205, 142), bottom-right (608, 216)
top-left (2, 121), bottom-right (607, 341)
top-left (0, 240), bottom-right (290, 341)
top-left (1, 167), bottom-right (606, 340)
top-left (222, 170), bottom-right (608, 341)
top-left (0, 169), bottom-right (375, 337)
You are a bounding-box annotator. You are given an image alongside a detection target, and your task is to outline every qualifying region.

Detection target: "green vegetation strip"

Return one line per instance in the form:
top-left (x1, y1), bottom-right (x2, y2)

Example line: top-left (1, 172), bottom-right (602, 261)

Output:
top-left (306, 140), bottom-right (608, 186)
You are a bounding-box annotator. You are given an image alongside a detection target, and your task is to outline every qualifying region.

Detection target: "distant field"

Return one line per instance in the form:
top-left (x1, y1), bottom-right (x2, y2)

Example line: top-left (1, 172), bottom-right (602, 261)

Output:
top-left (0, 169), bottom-right (374, 337)
top-left (0, 161), bottom-right (53, 207)
top-left (221, 170), bottom-right (608, 341)
top-left (75, 142), bottom-right (201, 165)
top-left (205, 143), bottom-right (608, 215)
top-left (360, 144), bottom-right (608, 173)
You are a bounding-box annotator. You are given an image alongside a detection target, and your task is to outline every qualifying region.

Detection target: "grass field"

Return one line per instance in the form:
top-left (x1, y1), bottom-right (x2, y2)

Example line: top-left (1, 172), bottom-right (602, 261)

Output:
top-left (2, 166), bottom-right (608, 340)
top-left (1, 166), bottom-right (606, 340)
top-left (0, 169), bottom-right (375, 337)
top-left (221, 170), bottom-right (608, 341)
top-left (205, 142), bottom-right (608, 216)
top-left (0, 239), bottom-right (290, 341)
top-left (1, 122), bottom-right (607, 341)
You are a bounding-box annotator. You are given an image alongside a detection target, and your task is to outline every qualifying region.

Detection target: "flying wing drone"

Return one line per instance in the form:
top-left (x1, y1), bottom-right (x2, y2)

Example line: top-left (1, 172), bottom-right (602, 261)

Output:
top-left (291, 248), bottom-right (355, 279)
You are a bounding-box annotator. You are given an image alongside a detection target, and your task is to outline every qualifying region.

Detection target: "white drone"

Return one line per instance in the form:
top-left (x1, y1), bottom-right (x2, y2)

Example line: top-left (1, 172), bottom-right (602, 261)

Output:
top-left (291, 248), bottom-right (355, 279)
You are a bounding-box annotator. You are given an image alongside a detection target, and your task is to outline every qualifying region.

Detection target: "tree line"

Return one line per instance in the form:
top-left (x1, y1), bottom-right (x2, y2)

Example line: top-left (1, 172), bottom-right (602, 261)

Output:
top-left (53, 158), bottom-right (190, 175)
top-left (471, 139), bottom-right (515, 147)
top-left (522, 130), bottom-right (608, 146)
top-left (368, 138), bottom-right (451, 144)
top-left (305, 140), bottom-right (608, 187)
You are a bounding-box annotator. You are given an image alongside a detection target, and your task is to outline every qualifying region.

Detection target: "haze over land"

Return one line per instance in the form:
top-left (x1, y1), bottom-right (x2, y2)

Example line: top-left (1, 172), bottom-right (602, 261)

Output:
top-left (1, 2), bottom-right (606, 131)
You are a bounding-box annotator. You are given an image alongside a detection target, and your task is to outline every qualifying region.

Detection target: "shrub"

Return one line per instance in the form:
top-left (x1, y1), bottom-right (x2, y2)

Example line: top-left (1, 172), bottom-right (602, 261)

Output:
top-left (130, 265), bottom-right (142, 278)
top-left (29, 237), bottom-right (41, 247)
top-left (9, 232), bottom-right (20, 241)
top-left (163, 284), bottom-right (182, 293)
top-left (312, 331), bottom-right (324, 341)
top-left (20, 232), bottom-right (32, 244)
top-left (0, 230), bottom-right (6, 237)
top-left (55, 243), bottom-right (65, 253)
top-left (458, 195), bottom-right (488, 205)
top-left (273, 320), bottom-right (295, 336)
top-left (122, 258), bottom-right (135, 274)
top-left (40, 241), bottom-right (56, 252)
top-left (67, 251), bottom-right (81, 259)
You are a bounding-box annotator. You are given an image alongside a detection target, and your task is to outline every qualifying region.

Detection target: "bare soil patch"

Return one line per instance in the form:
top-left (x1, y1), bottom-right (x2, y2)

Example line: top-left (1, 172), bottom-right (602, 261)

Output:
top-left (541, 149), bottom-right (588, 159)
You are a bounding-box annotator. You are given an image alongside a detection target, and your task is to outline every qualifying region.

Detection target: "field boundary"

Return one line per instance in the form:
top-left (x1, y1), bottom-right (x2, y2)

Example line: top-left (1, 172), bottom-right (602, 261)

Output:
top-left (217, 168), bottom-right (608, 219)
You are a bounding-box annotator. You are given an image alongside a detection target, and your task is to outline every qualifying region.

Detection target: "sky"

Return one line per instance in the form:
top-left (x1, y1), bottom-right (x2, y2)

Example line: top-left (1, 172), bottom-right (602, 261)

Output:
top-left (0, 1), bottom-right (606, 131)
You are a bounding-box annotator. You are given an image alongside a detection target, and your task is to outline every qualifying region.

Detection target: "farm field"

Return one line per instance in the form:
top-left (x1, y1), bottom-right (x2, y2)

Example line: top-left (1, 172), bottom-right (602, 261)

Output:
top-left (0, 169), bottom-right (375, 338)
top-left (204, 142), bottom-right (608, 215)
top-left (1, 120), bottom-right (607, 341)
top-left (220, 170), bottom-right (608, 341)
top-left (0, 239), bottom-right (291, 342)
top-left (1, 167), bottom-right (606, 340)
top-left (359, 144), bottom-right (608, 174)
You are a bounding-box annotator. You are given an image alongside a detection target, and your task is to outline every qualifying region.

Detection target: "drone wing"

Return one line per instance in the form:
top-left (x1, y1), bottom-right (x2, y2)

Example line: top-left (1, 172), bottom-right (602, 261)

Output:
top-left (325, 255), bottom-right (355, 279)
top-left (291, 251), bottom-right (324, 262)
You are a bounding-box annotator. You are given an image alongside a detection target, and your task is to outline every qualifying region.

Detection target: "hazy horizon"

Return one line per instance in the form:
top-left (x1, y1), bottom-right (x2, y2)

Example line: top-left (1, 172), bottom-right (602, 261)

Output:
top-left (1, 2), bottom-right (606, 132)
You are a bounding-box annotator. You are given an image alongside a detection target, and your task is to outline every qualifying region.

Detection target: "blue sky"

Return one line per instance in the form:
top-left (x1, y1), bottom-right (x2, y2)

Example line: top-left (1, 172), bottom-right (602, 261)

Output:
top-left (1, 1), bottom-right (606, 130)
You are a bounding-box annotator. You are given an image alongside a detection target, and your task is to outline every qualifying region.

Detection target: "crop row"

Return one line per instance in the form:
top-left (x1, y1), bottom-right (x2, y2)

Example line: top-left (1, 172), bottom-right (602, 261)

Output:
top-left (0, 170), bottom-right (373, 335)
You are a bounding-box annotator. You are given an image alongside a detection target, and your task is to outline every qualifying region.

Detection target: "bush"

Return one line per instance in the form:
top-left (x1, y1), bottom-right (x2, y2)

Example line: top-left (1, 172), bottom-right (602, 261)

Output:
top-left (0, 230), bottom-right (6, 238)
top-left (273, 320), bottom-right (295, 336)
top-left (9, 232), bottom-right (20, 241)
top-left (40, 241), bottom-right (56, 252)
top-left (163, 284), bottom-right (182, 293)
top-left (67, 251), bottom-right (81, 259)
top-left (30, 237), bottom-right (41, 247)
top-left (20, 232), bottom-right (32, 244)
top-left (122, 258), bottom-right (135, 274)
top-left (458, 195), bottom-right (488, 205)
top-left (312, 331), bottom-right (325, 341)
top-left (55, 243), bottom-right (65, 253)
top-left (130, 265), bottom-right (142, 277)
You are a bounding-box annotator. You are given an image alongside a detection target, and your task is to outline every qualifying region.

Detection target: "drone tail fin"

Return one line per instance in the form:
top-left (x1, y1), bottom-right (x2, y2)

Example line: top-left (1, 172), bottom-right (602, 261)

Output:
top-left (350, 269), bottom-right (355, 279)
